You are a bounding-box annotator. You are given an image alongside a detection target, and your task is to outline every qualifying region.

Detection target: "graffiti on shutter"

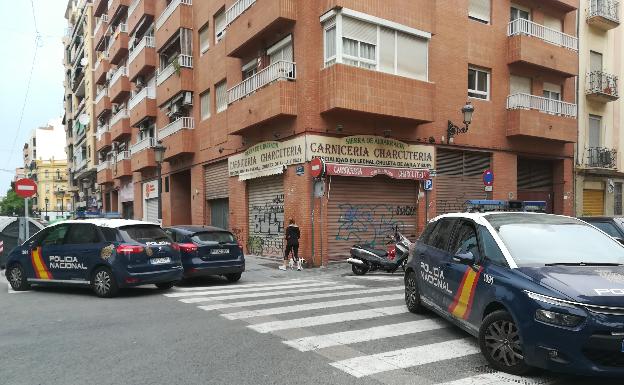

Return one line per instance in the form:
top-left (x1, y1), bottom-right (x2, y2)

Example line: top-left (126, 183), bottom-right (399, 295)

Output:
top-left (247, 175), bottom-right (284, 257)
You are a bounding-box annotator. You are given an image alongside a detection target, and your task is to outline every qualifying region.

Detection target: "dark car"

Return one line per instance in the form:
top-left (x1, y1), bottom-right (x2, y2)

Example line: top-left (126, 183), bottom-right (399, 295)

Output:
top-left (579, 216), bottom-right (624, 243)
top-left (405, 212), bottom-right (624, 377)
top-left (4, 219), bottom-right (183, 297)
top-left (164, 226), bottom-right (245, 282)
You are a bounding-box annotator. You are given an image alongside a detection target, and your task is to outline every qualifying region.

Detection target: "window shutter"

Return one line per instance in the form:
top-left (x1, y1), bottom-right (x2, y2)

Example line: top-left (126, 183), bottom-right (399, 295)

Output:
top-left (509, 75), bottom-right (531, 94)
top-left (199, 24), bottom-right (210, 54)
top-left (215, 11), bottom-right (226, 43)
top-left (325, 25), bottom-right (337, 61)
top-left (469, 0), bottom-right (491, 23)
top-left (342, 17), bottom-right (377, 44)
top-left (200, 90), bottom-right (211, 120)
top-left (396, 32), bottom-right (428, 80)
top-left (216, 81), bottom-right (227, 112)
top-left (379, 27), bottom-right (395, 73)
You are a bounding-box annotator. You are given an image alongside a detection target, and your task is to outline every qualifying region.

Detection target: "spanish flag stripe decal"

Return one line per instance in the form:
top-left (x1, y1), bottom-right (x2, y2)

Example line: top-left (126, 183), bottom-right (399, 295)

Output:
top-left (30, 247), bottom-right (52, 280)
top-left (448, 267), bottom-right (483, 320)
top-left (448, 268), bottom-right (472, 313)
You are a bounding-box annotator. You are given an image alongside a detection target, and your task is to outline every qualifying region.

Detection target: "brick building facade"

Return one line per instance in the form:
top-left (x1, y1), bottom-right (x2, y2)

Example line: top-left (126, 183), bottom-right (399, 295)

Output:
top-left (85, 0), bottom-right (579, 265)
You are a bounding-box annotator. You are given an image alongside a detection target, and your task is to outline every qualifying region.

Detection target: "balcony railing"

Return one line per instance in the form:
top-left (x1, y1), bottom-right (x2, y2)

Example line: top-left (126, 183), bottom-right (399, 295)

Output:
top-left (95, 124), bottom-right (110, 141)
top-left (94, 14), bottom-right (108, 37)
top-left (131, 136), bottom-right (156, 153)
top-left (108, 22), bottom-right (127, 36)
top-left (97, 160), bottom-right (111, 172)
top-left (128, 0), bottom-right (141, 17)
top-left (508, 19), bottom-right (578, 51)
top-left (94, 51), bottom-right (109, 72)
top-left (75, 157), bottom-right (87, 171)
top-left (128, 35), bottom-right (155, 64)
top-left (156, 0), bottom-right (192, 30)
top-left (128, 86), bottom-right (156, 110)
top-left (587, 71), bottom-right (619, 98)
top-left (228, 60), bottom-right (296, 104)
top-left (588, 0), bottom-right (620, 23)
top-left (95, 88), bottom-right (108, 104)
top-left (506, 93), bottom-right (577, 118)
top-left (110, 108), bottom-right (129, 126)
top-left (157, 117), bottom-right (194, 140)
top-left (156, 54), bottom-right (193, 85)
top-left (587, 147), bottom-right (617, 168)
top-left (116, 150), bottom-right (132, 161)
top-left (110, 65), bottom-right (128, 86)
top-left (225, 0), bottom-right (256, 27)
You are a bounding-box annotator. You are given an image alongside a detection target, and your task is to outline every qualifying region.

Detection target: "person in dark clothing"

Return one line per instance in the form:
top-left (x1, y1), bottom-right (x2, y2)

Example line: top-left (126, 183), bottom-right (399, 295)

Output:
top-left (280, 218), bottom-right (301, 271)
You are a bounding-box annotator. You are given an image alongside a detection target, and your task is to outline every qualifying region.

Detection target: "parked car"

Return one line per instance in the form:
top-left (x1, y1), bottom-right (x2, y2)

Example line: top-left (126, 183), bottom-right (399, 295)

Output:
top-left (0, 216), bottom-right (45, 269)
top-left (4, 219), bottom-right (183, 297)
top-left (164, 226), bottom-right (245, 282)
top-left (579, 216), bottom-right (624, 243)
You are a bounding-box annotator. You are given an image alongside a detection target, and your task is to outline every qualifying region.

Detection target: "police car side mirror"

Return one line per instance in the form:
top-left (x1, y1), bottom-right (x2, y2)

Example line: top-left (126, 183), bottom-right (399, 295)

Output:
top-left (453, 251), bottom-right (475, 265)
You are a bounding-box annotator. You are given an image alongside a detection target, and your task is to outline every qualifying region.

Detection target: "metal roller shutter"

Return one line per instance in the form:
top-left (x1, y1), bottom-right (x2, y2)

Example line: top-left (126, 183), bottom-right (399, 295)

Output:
top-left (436, 150), bottom-right (491, 214)
top-left (327, 176), bottom-right (419, 261)
top-left (517, 158), bottom-right (553, 213)
top-left (247, 175), bottom-right (284, 258)
top-left (583, 189), bottom-right (605, 216)
top-left (145, 198), bottom-right (159, 223)
top-left (205, 161), bottom-right (229, 200)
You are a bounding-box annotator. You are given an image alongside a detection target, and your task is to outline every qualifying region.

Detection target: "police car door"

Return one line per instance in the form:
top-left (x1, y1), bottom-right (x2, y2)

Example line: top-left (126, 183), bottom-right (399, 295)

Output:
top-left (63, 223), bottom-right (104, 281)
top-left (418, 218), bottom-right (457, 304)
top-left (36, 224), bottom-right (71, 281)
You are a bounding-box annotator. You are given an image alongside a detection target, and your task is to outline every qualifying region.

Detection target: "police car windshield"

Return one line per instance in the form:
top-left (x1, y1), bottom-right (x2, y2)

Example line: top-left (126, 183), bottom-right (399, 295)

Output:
top-left (486, 214), bottom-right (624, 267)
top-left (119, 225), bottom-right (171, 244)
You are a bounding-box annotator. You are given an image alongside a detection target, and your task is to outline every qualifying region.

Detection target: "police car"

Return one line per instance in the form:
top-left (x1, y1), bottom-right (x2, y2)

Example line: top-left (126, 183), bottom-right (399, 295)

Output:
top-left (405, 207), bottom-right (624, 376)
top-left (4, 219), bottom-right (183, 298)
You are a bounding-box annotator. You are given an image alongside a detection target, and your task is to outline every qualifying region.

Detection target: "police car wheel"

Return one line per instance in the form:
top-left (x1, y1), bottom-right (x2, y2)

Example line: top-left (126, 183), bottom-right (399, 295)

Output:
top-left (155, 282), bottom-right (175, 290)
top-left (92, 267), bottom-right (119, 298)
top-left (7, 264), bottom-right (30, 291)
top-left (351, 262), bottom-right (369, 276)
top-left (404, 271), bottom-right (424, 313)
top-left (225, 273), bottom-right (242, 283)
top-left (479, 310), bottom-right (531, 375)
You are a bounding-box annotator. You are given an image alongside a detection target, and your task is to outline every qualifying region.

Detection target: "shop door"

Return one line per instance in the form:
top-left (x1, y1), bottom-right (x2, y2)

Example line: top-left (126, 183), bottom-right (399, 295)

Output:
top-left (144, 198), bottom-right (159, 222)
top-left (436, 150), bottom-right (491, 214)
top-left (247, 175), bottom-right (284, 258)
top-left (327, 176), bottom-right (419, 261)
top-left (583, 189), bottom-right (605, 216)
top-left (210, 199), bottom-right (229, 229)
top-left (517, 158), bottom-right (554, 213)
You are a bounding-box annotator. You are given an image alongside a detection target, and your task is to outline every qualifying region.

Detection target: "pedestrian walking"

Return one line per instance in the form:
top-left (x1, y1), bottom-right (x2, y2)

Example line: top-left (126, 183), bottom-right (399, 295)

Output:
top-left (279, 218), bottom-right (301, 271)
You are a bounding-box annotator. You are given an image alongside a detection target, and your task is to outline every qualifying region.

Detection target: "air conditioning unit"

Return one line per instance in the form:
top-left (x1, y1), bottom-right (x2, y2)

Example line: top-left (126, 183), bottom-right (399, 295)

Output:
top-left (183, 91), bottom-right (193, 106)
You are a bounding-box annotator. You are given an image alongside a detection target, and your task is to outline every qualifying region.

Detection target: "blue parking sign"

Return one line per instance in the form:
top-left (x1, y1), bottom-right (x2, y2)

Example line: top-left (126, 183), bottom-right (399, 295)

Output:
top-left (424, 179), bottom-right (433, 191)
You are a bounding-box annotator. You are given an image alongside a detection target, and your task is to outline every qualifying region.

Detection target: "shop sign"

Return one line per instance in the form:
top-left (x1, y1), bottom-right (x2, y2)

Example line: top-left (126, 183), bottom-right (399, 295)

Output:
top-left (228, 136), bottom-right (306, 177)
top-left (325, 163), bottom-right (430, 180)
top-left (143, 180), bottom-right (158, 199)
top-left (307, 135), bottom-right (434, 170)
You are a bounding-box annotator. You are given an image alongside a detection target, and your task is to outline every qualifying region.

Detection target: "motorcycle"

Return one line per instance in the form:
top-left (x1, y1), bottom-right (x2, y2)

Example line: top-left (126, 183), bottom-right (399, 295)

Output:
top-left (346, 227), bottom-right (412, 275)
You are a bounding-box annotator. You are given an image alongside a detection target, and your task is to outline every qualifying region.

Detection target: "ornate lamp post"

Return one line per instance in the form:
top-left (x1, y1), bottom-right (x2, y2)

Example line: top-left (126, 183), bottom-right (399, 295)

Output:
top-left (447, 101), bottom-right (475, 144)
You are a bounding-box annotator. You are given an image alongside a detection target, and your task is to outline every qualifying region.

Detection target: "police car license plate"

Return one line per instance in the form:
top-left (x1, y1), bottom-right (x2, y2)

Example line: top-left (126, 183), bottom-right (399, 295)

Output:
top-left (150, 257), bottom-right (171, 265)
top-left (211, 249), bottom-right (229, 255)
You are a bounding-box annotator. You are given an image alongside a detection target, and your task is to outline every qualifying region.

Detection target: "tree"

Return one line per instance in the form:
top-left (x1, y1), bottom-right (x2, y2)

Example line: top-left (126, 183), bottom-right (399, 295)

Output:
top-left (0, 186), bottom-right (32, 216)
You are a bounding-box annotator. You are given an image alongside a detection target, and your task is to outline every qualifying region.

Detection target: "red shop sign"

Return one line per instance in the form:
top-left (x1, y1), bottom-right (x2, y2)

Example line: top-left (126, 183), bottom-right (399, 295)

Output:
top-left (325, 163), bottom-right (430, 180)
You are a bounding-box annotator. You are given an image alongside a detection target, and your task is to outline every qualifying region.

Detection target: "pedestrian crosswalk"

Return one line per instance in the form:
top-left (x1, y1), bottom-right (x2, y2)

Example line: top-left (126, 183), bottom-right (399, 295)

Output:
top-left (163, 278), bottom-right (566, 384)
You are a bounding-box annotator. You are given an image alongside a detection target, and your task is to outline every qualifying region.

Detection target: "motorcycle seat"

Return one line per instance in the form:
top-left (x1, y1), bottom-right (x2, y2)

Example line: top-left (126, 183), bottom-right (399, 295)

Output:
top-left (353, 245), bottom-right (387, 258)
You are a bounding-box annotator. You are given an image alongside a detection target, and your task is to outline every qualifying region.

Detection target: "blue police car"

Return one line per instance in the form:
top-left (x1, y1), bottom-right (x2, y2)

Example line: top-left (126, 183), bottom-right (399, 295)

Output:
top-left (405, 211), bottom-right (624, 376)
top-left (4, 219), bottom-right (183, 298)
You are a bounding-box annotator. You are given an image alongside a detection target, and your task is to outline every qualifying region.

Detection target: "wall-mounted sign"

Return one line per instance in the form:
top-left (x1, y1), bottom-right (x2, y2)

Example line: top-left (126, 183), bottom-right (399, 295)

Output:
top-left (325, 163), bottom-right (430, 180)
top-left (296, 165), bottom-right (305, 176)
top-left (228, 137), bottom-right (306, 177)
top-left (143, 180), bottom-right (158, 199)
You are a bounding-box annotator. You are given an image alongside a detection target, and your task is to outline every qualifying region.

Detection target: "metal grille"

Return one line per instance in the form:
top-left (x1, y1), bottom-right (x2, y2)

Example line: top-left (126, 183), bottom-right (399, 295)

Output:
top-left (616, 183), bottom-right (622, 216)
top-left (436, 150), bottom-right (491, 214)
top-left (144, 198), bottom-right (158, 223)
top-left (586, 147), bottom-right (617, 168)
top-left (517, 159), bottom-right (553, 190)
top-left (586, 71), bottom-right (619, 98)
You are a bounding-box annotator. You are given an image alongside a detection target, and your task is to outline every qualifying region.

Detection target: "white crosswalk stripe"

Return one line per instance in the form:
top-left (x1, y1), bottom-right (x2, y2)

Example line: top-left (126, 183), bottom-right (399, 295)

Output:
top-left (222, 293), bottom-right (404, 320)
top-left (435, 372), bottom-right (560, 385)
top-left (197, 285), bottom-right (397, 310)
top-left (283, 318), bottom-right (448, 352)
top-left (248, 305), bottom-right (408, 333)
top-left (183, 284), bottom-right (363, 305)
top-left (174, 279), bottom-right (316, 292)
top-left (165, 281), bottom-right (337, 298)
top-left (329, 338), bottom-right (481, 378)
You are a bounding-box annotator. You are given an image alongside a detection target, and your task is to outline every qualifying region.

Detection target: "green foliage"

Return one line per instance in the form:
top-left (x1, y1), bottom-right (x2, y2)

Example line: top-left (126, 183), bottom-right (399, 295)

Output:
top-left (0, 187), bottom-right (32, 216)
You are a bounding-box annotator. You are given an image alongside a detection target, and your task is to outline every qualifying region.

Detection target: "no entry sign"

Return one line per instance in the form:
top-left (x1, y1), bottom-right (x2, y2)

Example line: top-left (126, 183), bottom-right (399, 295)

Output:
top-left (310, 157), bottom-right (326, 178)
top-left (15, 178), bottom-right (37, 198)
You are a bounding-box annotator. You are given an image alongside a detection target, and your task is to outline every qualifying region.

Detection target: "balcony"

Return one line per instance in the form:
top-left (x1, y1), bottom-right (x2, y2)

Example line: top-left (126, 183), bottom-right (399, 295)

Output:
top-left (95, 89), bottom-right (112, 118)
top-left (320, 64), bottom-right (435, 122)
top-left (110, 108), bottom-right (131, 140)
top-left (586, 147), bottom-right (617, 169)
top-left (94, 15), bottom-right (109, 49)
top-left (130, 137), bottom-right (157, 171)
top-left (128, 87), bottom-right (157, 126)
top-left (157, 117), bottom-right (195, 160)
top-left (225, 0), bottom-right (297, 58)
top-left (156, 55), bottom-right (193, 106)
top-left (128, 36), bottom-right (156, 81)
top-left (94, 0), bottom-right (108, 17)
top-left (227, 61), bottom-right (297, 134)
top-left (94, 53), bottom-right (110, 85)
top-left (109, 66), bottom-right (131, 103)
top-left (587, 0), bottom-right (620, 30)
top-left (108, 24), bottom-right (129, 65)
top-left (155, 0), bottom-right (192, 46)
top-left (128, 0), bottom-right (156, 35)
top-left (108, 0), bottom-right (130, 20)
top-left (97, 161), bottom-right (113, 185)
top-left (95, 125), bottom-right (111, 152)
top-left (113, 151), bottom-right (133, 178)
top-left (506, 93), bottom-right (577, 142)
top-left (507, 19), bottom-right (578, 77)
top-left (586, 71), bottom-right (619, 102)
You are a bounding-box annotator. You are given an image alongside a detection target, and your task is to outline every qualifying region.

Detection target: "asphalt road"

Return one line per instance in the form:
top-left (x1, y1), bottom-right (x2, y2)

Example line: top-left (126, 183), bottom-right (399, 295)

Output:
top-left (0, 257), bottom-right (621, 385)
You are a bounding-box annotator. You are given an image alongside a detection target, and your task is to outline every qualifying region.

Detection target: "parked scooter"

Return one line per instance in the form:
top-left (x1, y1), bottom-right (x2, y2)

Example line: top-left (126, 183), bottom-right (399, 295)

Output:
top-left (346, 227), bottom-right (412, 275)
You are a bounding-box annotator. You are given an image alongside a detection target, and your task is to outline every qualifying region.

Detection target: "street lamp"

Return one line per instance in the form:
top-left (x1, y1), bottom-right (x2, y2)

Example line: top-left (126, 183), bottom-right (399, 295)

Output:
top-left (44, 197), bottom-right (49, 221)
top-left (56, 189), bottom-right (66, 217)
top-left (153, 140), bottom-right (166, 222)
top-left (447, 101), bottom-right (475, 144)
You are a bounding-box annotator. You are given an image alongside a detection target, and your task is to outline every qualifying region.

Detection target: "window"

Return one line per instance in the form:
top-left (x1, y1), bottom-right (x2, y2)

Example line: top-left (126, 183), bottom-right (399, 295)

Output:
top-left (100, 227), bottom-right (121, 242)
top-left (588, 115), bottom-right (602, 148)
top-left (200, 90), bottom-right (211, 120)
top-left (591, 222), bottom-right (621, 238)
top-left (590, 51), bottom-right (603, 72)
top-left (215, 81), bottom-right (227, 113)
top-left (469, 0), bottom-right (491, 24)
top-left (119, 225), bottom-right (172, 243)
top-left (65, 224), bottom-right (101, 244)
top-left (199, 23), bottom-right (210, 54)
top-left (509, 75), bottom-right (531, 95)
top-left (214, 10), bottom-right (226, 44)
top-left (510, 5), bottom-right (530, 21)
top-left (242, 59), bottom-right (258, 80)
top-left (429, 218), bottom-right (457, 251)
top-left (419, 220), bottom-right (439, 245)
top-left (451, 221), bottom-right (482, 261)
top-left (41, 224), bottom-right (70, 246)
top-left (192, 231), bottom-right (236, 244)
top-left (268, 35), bottom-right (294, 64)
top-left (468, 67), bottom-right (490, 99)
top-left (324, 21), bottom-right (337, 65)
top-left (617, 184), bottom-right (623, 216)
top-left (478, 227), bottom-right (508, 267)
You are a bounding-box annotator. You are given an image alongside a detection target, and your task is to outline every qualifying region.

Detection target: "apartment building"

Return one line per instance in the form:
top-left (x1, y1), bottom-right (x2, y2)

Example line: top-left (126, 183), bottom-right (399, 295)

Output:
top-left (63, 0), bottom-right (99, 214)
top-left (575, 0), bottom-right (622, 216)
top-left (29, 160), bottom-right (72, 221)
top-left (91, 0), bottom-right (579, 265)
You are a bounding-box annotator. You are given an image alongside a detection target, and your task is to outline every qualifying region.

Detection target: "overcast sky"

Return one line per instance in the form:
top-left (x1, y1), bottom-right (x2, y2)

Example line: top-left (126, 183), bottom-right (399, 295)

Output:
top-left (0, 0), bottom-right (67, 194)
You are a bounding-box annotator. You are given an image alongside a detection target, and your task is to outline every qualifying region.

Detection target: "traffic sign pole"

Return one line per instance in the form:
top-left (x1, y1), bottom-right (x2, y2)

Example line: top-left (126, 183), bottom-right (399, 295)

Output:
top-left (25, 197), bottom-right (29, 241)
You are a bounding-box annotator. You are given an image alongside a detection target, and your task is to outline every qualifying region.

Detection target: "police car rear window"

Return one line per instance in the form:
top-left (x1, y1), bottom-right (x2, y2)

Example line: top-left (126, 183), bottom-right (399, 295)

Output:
top-left (118, 225), bottom-right (171, 244)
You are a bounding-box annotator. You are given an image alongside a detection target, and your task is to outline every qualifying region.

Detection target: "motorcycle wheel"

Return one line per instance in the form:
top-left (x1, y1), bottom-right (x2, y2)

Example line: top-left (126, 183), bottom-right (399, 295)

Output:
top-left (351, 262), bottom-right (369, 275)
